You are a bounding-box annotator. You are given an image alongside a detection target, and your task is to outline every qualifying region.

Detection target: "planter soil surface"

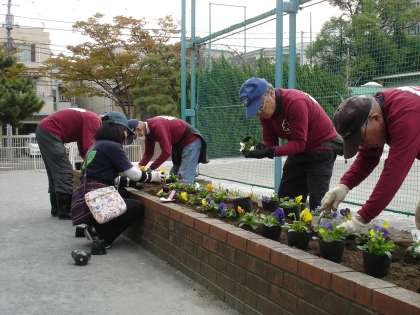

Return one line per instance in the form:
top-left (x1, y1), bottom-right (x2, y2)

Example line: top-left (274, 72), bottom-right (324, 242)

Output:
top-left (139, 184), bottom-right (420, 294)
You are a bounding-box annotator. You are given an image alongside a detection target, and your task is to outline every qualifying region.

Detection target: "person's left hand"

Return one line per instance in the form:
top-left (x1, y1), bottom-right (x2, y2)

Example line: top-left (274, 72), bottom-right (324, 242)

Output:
top-left (147, 169), bottom-right (165, 183)
top-left (337, 215), bottom-right (367, 234)
top-left (244, 146), bottom-right (274, 159)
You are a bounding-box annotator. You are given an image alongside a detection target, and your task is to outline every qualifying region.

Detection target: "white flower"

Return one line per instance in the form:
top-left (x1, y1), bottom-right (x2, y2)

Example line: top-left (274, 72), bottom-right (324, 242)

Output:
top-left (239, 142), bottom-right (245, 152)
top-left (249, 146), bottom-right (255, 151)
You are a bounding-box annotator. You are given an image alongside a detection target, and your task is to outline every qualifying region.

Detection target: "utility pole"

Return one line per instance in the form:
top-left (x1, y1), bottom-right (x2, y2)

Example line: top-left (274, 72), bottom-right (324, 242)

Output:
top-left (4, 0), bottom-right (15, 50)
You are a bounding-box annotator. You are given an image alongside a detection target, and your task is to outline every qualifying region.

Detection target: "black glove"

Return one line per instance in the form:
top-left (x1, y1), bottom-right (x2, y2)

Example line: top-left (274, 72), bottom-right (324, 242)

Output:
top-left (244, 146), bottom-right (274, 159)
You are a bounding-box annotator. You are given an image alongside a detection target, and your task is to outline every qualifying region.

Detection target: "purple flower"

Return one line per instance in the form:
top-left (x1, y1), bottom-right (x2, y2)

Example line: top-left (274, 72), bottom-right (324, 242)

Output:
top-left (339, 208), bottom-right (351, 217)
top-left (218, 202), bottom-right (227, 217)
top-left (332, 211), bottom-right (338, 219)
top-left (273, 207), bottom-right (285, 221)
top-left (320, 219), bottom-right (333, 230)
top-left (373, 225), bottom-right (390, 238)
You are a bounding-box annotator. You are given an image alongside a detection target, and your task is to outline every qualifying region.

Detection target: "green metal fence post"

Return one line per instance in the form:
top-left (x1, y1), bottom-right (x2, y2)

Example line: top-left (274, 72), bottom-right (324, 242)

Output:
top-left (181, 0), bottom-right (187, 120)
top-left (190, 0), bottom-right (196, 127)
top-left (288, 0), bottom-right (297, 88)
top-left (274, 0), bottom-right (284, 194)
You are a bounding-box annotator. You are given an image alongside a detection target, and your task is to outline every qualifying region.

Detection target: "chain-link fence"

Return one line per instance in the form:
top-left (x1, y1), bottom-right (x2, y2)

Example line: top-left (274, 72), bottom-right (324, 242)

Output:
top-left (195, 1), bottom-right (420, 215)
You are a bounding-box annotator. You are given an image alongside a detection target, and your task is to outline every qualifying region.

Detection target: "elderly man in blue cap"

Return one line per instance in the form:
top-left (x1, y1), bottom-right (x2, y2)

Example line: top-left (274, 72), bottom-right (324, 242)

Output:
top-left (239, 77), bottom-right (342, 210)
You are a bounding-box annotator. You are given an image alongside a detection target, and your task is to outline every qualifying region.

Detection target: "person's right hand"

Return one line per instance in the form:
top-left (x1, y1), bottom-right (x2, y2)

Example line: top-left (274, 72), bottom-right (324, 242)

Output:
top-left (320, 184), bottom-right (349, 211)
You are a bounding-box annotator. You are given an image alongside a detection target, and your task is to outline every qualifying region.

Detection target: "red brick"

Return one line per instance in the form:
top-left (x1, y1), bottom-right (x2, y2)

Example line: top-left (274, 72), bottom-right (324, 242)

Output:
top-left (235, 284), bottom-right (258, 309)
top-left (180, 212), bottom-right (195, 227)
top-left (298, 258), bottom-right (352, 289)
top-left (234, 249), bottom-right (250, 269)
top-left (193, 217), bottom-right (211, 234)
top-left (202, 235), bottom-right (217, 253)
top-left (245, 272), bottom-right (270, 296)
top-left (215, 241), bottom-right (235, 262)
top-left (256, 294), bottom-right (286, 315)
top-left (270, 284), bottom-right (298, 313)
top-left (216, 273), bottom-right (236, 294)
top-left (372, 287), bottom-right (420, 315)
top-left (225, 261), bottom-right (247, 284)
top-left (200, 262), bottom-right (217, 282)
top-left (227, 231), bottom-right (247, 251)
top-left (297, 299), bottom-right (329, 315)
top-left (169, 208), bottom-right (182, 221)
top-left (209, 224), bottom-right (229, 242)
top-left (208, 252), bottom-right (226, 272)
top-left (270, 246), bottom-right (313, 274)
top-left (331, 271), bottom-right (395, 307)
top-left (186, 228), bottom-right (202, 245)
top-left (246, 239), bottom-right (271, 262)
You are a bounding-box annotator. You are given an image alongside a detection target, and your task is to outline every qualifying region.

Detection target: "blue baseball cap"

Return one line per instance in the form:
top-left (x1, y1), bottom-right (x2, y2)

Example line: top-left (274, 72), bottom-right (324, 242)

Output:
top-left (128, 119), bottom-right (140, 131)
top-left (239, 77), bottom-right (270, 118)
top-left (101, 112), bottom-right (134, 135)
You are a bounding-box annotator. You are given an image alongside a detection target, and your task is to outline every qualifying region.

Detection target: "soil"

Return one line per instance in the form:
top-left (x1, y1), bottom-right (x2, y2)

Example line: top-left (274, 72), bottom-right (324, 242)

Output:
top-left (135, 183), bottom-right (420, 294)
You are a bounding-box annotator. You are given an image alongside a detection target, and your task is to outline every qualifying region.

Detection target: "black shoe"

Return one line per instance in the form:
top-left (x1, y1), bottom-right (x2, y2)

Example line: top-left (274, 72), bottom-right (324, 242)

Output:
top-left (50, 193), bottom-right (58, 217)
top-left (56, 192), bottom-right (72, 220)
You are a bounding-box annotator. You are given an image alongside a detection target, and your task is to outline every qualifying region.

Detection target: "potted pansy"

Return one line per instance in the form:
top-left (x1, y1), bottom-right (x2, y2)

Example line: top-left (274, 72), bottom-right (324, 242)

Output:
top-left (232, 193), bottom-right (253, 213)
top-left (284, 208), bottom-right (312, 250)
top-left (279, 195), bottom-right (304, 219)
top-left (260, 208), bottom-right (284, 241)
top-left (405, 241), bottom-right (420, 263)
top-left (238, 211), bottom-right (262, 233)
top-left (315, 220), bottom-right (347, 263)
top-left (218, 202), bottom-right (237, 220)
top-left (211, 189), bottom-right (228, 203)
top-left (239, 136), bottom-right (259, 156)
top-left (201, 196), bottom-right (218, 213)
top-left (357, 222), bottom-right (396, 278)
top-left (261, 194), bottom-right (279, 212)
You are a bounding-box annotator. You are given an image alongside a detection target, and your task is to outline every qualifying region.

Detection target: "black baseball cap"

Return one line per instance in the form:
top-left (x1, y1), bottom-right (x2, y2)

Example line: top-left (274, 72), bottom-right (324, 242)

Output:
top-left (333, 96), bottom-right (372, 159)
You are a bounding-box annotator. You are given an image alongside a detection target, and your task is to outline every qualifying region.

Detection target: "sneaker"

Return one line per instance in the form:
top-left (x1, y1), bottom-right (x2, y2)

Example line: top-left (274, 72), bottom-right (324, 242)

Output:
top-left (104, 242), bottom-right (112, 249)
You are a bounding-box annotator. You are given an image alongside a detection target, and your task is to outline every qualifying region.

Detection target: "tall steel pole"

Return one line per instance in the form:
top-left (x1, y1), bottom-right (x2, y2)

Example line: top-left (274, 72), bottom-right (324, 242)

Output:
top-left (181, 0), bottom-right (187, 120)
top-left (190, 0), bottom-right (196, 127)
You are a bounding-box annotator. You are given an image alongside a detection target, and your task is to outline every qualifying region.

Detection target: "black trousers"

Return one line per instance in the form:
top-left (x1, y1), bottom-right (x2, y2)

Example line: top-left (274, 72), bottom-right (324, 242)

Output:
top-left (89, 198), bottom-right (144, 245)
top-left (278, 150), bottom-right (336, 210)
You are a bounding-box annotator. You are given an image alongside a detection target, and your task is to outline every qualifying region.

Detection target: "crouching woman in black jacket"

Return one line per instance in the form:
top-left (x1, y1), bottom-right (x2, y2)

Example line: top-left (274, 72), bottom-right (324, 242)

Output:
top-left (71, 112), bottom-right (161, 248)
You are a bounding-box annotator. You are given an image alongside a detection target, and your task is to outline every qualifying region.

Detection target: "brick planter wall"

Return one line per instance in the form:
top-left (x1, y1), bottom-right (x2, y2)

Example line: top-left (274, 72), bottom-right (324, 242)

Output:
top-left (124, 190), bottom-right (420, 315)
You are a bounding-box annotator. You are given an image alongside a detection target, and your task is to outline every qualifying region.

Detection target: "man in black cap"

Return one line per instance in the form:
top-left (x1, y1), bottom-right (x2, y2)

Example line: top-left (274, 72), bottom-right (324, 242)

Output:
top-left (321, 87), bottom-right (420, 233)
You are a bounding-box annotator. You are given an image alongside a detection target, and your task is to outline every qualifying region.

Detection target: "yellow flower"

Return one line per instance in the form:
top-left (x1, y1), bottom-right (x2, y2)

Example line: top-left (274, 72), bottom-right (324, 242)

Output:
top-left (201, 198), bottom-right (208, 206)
top-left (299, 208), bottom-right (312, 223)
top-left (206, 183), bottom-right (213, 192)
top-left (295, 195), bottom-right (303, 204)
top-left (179, 191), bottom-right (189, 202)
top-left (236, 206), bottom-right (245, 215)
top-left (140, 165), bottom-right (147, 172)
top-left (156, 189), bottom-right (163, 197)
top-left (369, 229), bottom-right (376, 239)
top-left (383, 220), bottom-right (390, 229)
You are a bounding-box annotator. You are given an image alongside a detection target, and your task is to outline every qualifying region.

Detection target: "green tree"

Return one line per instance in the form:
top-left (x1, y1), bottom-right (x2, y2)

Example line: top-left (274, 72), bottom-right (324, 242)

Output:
top-left (0, 48), bottom-right (44, 127)
top-left (44, 14), bottom-right (180, 118)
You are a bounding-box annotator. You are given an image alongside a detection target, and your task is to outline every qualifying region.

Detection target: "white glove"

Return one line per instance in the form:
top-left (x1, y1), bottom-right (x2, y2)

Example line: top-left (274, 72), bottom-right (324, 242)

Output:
top-left (415, 199), bottom-right (420, 230)
top-left (149, 170), bottom-right (164, 183)
top-left (338, 215), bottom-right (367, 234)
top-left (320, 184), bottom-right (349, 211)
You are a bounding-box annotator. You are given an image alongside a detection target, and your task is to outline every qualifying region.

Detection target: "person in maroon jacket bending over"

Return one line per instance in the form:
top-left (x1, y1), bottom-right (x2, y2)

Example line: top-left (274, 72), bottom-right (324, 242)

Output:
top-left (321, 87), bottom-right (420, 233)
top-left (127, 116), bottom-right (208, 184)
top-left (239, 77), bottom-right (342, 210)
top-left (35, 108), bottom-right (101, 219)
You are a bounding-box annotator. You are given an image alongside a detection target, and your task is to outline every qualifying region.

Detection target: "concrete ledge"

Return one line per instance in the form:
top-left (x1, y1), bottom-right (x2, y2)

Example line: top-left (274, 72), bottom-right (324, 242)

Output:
top-left (125, 189), bottom-right (420, 315)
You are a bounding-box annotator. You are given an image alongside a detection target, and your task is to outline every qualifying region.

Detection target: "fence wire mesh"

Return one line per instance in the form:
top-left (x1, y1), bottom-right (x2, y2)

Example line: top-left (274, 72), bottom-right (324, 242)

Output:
top-left (195, 1), bottom-right (420, 215)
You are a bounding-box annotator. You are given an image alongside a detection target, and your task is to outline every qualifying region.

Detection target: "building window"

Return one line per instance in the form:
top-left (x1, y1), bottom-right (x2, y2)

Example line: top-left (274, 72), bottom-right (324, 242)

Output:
top-left (16, 43), bottom-right (36, 63)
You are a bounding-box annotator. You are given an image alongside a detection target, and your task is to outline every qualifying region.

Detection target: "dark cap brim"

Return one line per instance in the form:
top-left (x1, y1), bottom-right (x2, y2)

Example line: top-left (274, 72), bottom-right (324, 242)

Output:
top-left (343, 130), bottom-right (362, 159)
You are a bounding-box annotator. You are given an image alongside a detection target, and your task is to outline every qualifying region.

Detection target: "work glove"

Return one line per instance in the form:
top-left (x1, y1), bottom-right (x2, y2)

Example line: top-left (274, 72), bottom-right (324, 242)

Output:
top-left (320, 184), bottom-right (349, 211)
top-left (244, 145), bottom-right (274, 159)
top-left (415, 199), bottom-right (420, 230)
top-left (337, 215), bottom-right (367, 234)
top-left (114, 176), bottom-right (143, 189)
top-left (145, 168), bottom-right (165, 183)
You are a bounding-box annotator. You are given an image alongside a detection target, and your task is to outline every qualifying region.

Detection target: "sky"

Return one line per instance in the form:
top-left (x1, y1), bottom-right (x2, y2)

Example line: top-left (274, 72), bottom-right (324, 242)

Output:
top-left (1, 0), bottom-right (343, 55)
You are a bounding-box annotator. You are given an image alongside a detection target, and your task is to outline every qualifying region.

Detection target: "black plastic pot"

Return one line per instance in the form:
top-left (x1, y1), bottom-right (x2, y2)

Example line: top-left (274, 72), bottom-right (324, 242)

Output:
top-left (262, 225), bottom-right (281, 241)
top-left (319, 240), bottom-right (345, 263)
top-left (287, 230), bottom-right (311, 250)
top-left (362, 251), bottom-right (391, 278)
top-left (91, 239), bottom-right (107, 255)
top-left (239, 223), bottom-right (262, 235)
top-left (233, 197), bottom-right (252, 212)
top-left (262, 200), bottom-right (279, 212)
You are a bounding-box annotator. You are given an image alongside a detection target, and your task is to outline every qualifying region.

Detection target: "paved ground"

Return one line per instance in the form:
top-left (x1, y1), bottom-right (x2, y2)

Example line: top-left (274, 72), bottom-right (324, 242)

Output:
top-left (0, 170), bottom-right (237, 315)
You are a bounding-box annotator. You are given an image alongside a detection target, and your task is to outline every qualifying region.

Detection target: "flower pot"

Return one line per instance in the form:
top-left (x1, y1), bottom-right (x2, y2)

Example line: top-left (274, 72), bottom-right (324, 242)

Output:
top-left (233, 197), bottom-right (252, 213)
top-left (262, 225), bottom-right (281, 241)
top-left (319, 240), bottom-right (344, 263)
top-left (262, 200), bottom-right (279, 212)
top-left (362, 251), bottom-right (391, 278)
top-left (240, 223), bottom-right (262, 235)
top-left (287, 230), bottom-right (311, 250)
